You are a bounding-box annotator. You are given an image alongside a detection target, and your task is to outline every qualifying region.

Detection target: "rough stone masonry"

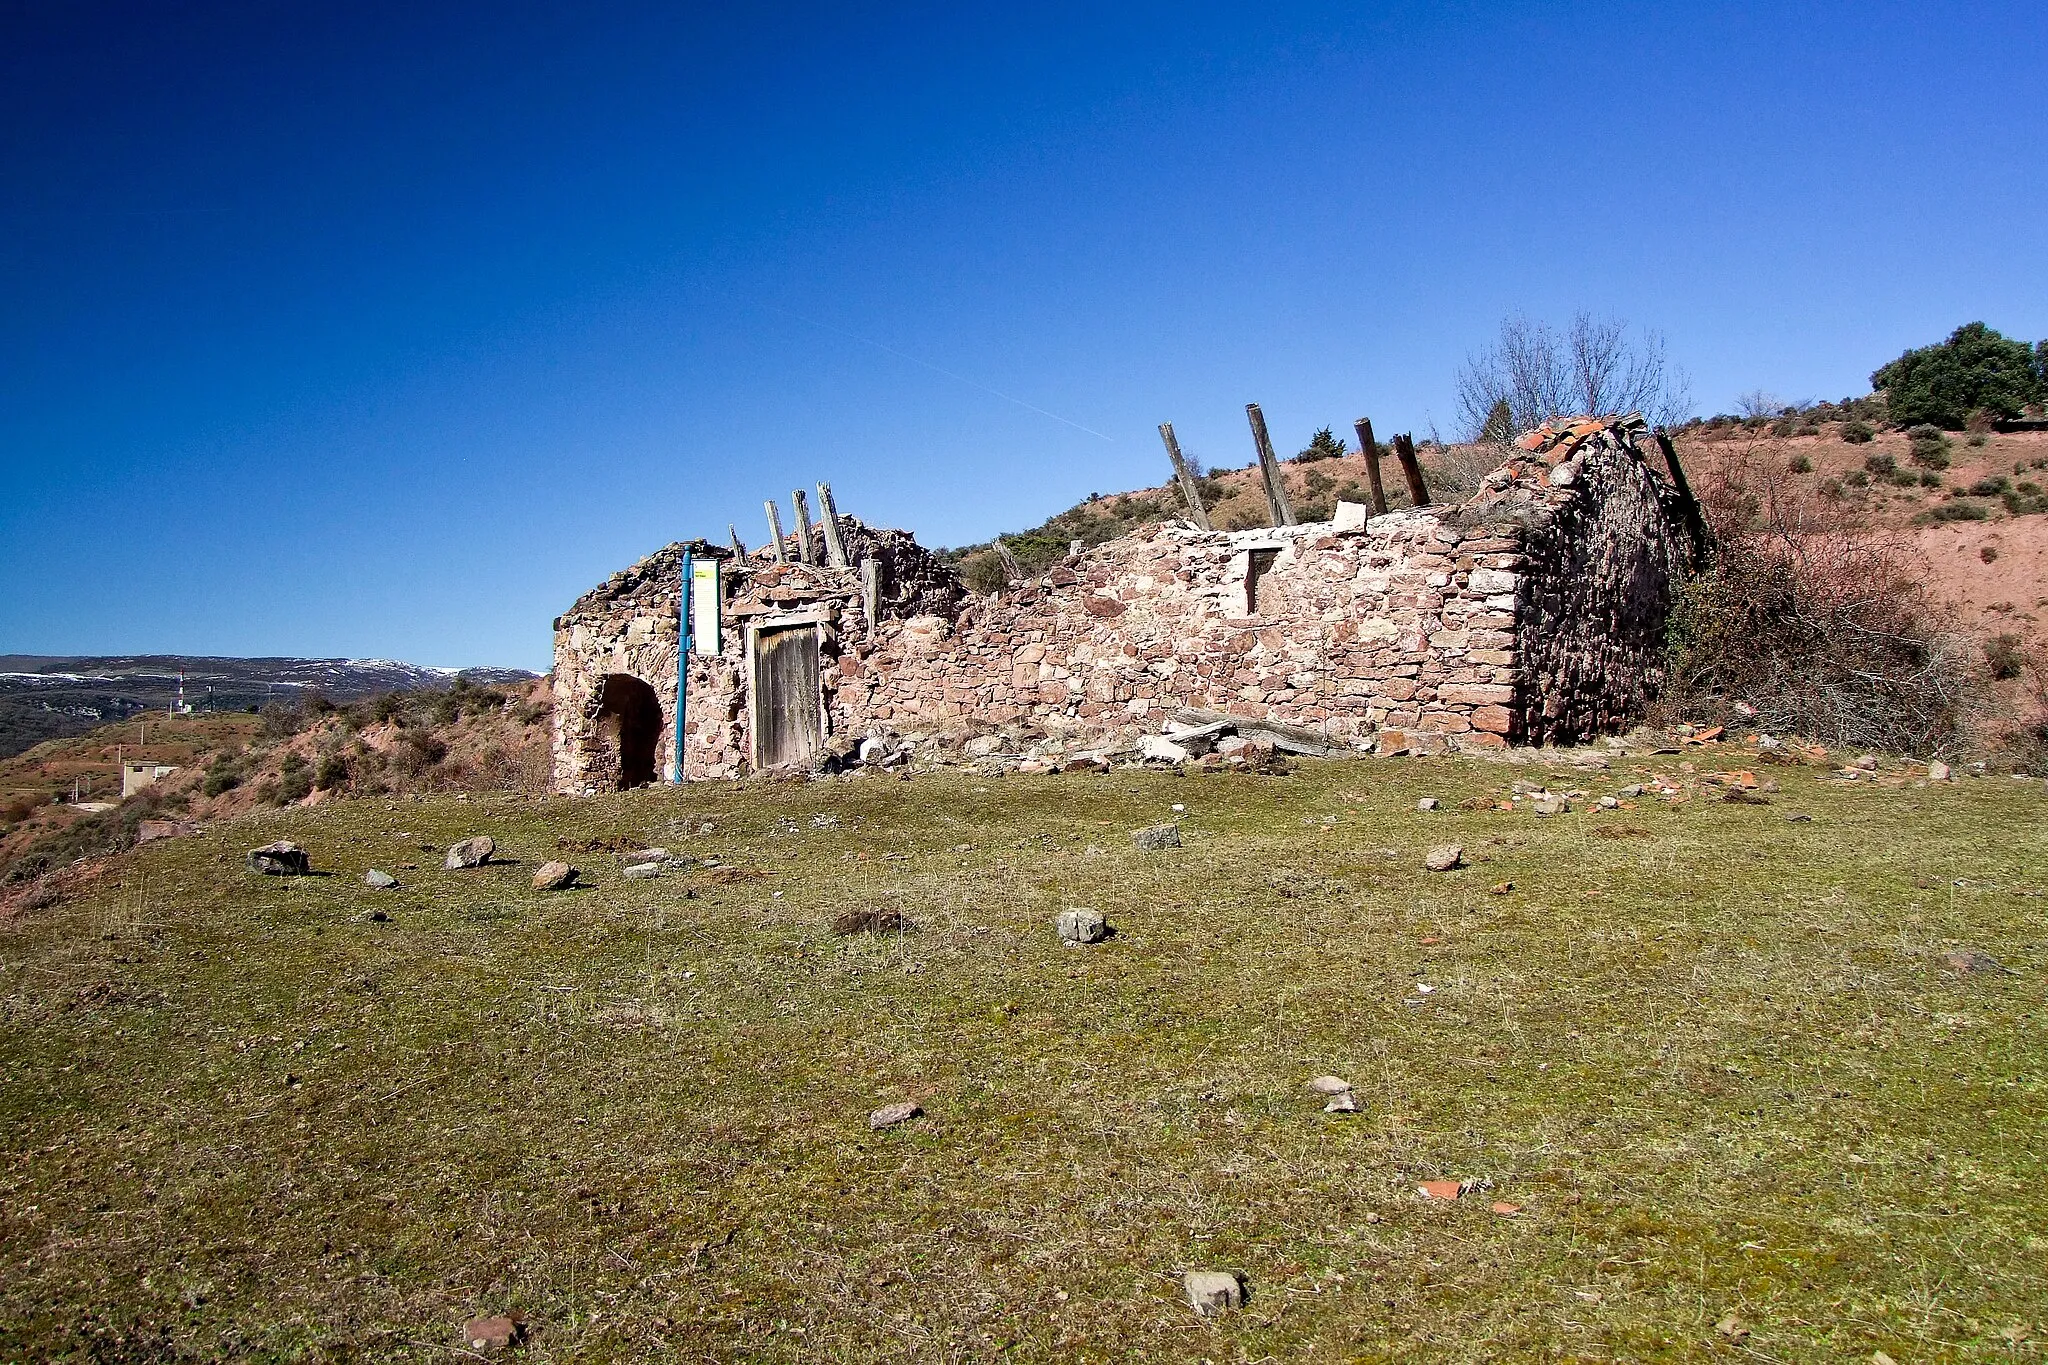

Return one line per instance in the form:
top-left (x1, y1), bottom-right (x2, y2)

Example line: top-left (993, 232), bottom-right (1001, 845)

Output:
top-left (551, 418), bottom-right (1697, 793)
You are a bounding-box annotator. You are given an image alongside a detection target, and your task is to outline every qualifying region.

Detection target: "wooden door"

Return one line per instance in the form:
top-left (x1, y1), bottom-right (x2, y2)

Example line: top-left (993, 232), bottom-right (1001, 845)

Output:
top-left (751, 625), bottom-right (823, 770)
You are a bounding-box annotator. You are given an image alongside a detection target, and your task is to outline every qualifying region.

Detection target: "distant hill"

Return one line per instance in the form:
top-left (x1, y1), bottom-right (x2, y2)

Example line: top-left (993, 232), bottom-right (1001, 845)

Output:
top-left (0, 655), bottom-right (538, 759)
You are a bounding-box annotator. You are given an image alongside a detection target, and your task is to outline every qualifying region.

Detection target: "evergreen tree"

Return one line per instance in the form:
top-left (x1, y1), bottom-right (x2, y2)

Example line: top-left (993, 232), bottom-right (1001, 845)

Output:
top-left (1480, 397), bottom-right (1516, 444)
top-left (1293, 426), bottom-right (1348, 463)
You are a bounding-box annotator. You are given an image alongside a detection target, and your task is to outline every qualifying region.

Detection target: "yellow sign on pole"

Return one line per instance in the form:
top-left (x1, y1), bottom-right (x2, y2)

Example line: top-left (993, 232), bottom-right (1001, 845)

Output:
top-left (690, 559), bottom-right (721, 656)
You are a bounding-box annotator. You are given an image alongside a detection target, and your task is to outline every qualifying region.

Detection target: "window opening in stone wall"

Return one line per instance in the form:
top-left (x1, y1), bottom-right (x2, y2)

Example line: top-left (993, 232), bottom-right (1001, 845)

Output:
top-left (590, 673), bottom-right (663, 789)
top-left (1245, 548), bottom-right (1281, 616)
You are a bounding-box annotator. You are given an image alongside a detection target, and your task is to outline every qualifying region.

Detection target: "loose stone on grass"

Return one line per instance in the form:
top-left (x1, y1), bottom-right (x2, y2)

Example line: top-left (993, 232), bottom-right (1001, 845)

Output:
top-left (462, 1314), bottom-right (526, 1353)
top-left (621, 862), bottom-right (662, 881)
top-left (1133, 823), bottom-right (1181, 851)
top-left (531, 861), bottom-right (576, 891)
top-left (1423, 844), bottom-right (1465, 872)
top-left (1323, 1092), bottom-right (1359, 1114)
top-left (1183, 1270), bottom-right (1244, 1314)
top-left (868, 1101), bottom-right (923, 1130)
top-left (1306, 1075), bottom-right (1352, 1095)
top-left (247, 841), bottom-right (310, 876)
top-left (1416, 797), bottom-right (1440, 811)
top-left (445, 836), bottom-right (495, 869)
top-left (1057, 908), bottom-right (1107, 944)
top-left (363, 868), bottom-right (398, 890)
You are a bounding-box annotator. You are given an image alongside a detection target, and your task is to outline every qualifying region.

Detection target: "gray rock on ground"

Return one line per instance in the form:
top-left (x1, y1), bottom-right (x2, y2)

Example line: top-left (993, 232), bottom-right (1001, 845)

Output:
top-left (532, 861), bottom-right (577, 891)
top-left (1324, 1092), bottom-right (1359, 1114)
top-left (869, 1101), bottom-right (923, 1130)
top-left (363, 869), bottom-right (399, 890)
top-left (1133, 823), bottom-right (1182, 851)
top-left (444, 836), bottom-right (495, 869)
top-left (622, 862), bottom-right (662, 880)
top-left (1424, 844), bottom-right (1465, 872)
top-left (1530, 796), bottom-right (1569, 816)
top-left (1417, 797), bottom-right (1440, 811)
top-left (247, 841), bottom-right (310, 876)
top-left (1307, 1075), bottom-right (1352, 1095)
top-left (1183, 1270), bottom-right (1244, 1314)
top-left (1057, 908), bottom-right (1107, 944)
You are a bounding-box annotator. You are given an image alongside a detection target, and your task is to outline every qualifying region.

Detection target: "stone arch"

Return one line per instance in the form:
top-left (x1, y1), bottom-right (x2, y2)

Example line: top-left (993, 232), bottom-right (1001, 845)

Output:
top-left (588, 673), bottom-right (664, 789)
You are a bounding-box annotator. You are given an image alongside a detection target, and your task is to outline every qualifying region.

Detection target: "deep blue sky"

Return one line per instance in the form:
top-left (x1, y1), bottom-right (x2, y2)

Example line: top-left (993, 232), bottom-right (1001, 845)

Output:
top-left (4, 2), bottom-right (2042, 671)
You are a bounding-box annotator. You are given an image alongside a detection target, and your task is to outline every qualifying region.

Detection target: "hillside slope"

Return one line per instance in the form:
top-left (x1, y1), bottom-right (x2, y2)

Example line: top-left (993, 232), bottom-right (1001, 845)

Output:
top-left (0, 679), bottom-right (553, 892)
top-left (0, 656), bottom-right (538, 760)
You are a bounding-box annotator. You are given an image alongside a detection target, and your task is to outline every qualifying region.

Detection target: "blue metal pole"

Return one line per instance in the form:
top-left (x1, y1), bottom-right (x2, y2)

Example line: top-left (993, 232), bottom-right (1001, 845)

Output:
top-left (674, 551), bottom-right (692, 783)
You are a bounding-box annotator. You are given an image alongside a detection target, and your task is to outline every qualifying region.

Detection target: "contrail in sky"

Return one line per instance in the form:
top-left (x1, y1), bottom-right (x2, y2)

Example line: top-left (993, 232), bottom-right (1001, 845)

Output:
top-left (760, 302), bottom-right (1116, 442)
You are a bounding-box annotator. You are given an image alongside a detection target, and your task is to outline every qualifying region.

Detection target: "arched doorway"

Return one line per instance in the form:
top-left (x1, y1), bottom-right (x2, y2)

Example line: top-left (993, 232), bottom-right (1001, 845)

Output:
top-left (589, 674), bottom-right (663, 789)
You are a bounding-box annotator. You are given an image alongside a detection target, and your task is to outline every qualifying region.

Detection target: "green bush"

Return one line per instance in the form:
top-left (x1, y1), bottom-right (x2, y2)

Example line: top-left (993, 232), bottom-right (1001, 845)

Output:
top-left (1789, 454), bottom-right (1814, 474)
top-left (1864, 452), bottom-right (1896, 476)
top-left (1841, 421), bottom-right (1875, 443)
top-left (1925, 500), bottom-right (1990, 522)
top-left (1920, 472), bottom-right (1944, 488)
top-left (277, 761), bottom-right (313, 804)
top-left (1908, 426), bottom-right (1951, 469)
top-left (1970, 475), bottom-right (2012, 497)
top-left (1872, 322), bottom-right (2045, 429)
top-left (314, 753), bottom-right (350, 790)
top-left (202, 757), bottom-right (243, 798)
top-left (958, 550), bottom-right (1007, 595)
top-left (1845, 469), bottom-right (1870, 488)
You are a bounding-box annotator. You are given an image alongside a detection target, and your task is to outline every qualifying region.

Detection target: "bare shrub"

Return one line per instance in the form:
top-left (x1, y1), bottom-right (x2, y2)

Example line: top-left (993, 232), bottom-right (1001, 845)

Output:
top-left (1989, 644), bottom-right (2048, 772)
top-left (1663, 440), bottom-right (1980, 756)
top-left (1456, 312), bottom-right (1692, 440)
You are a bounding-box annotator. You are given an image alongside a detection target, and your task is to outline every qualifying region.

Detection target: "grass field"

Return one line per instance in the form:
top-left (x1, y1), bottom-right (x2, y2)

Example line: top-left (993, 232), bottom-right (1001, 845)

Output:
top-left (3, 751), bottom-right (2045, 1361)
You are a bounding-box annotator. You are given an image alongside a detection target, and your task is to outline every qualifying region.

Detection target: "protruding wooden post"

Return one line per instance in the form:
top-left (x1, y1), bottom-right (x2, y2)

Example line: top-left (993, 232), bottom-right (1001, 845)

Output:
top-left (1393, 433), bottom-right (1431, 507)
top-left (1246, 403), bottom-right (1297, 526)
top-left (1654, 431), bottom-right (1712, 565)
top-left (791, 489), bottom-right (816, 565)
top-left (815, 483), bottom-right (850, 568)
top-left (728, 525), bottom-right (746, 560)
top-left (764, 501), bottom-right (787, 563)
top-left (861, 557), bottom-right (882, 632)
top-left (1157, 422), bottom-right (1213, 531)
top-left (994, 538), bottom-right (1024, 584)
top-left (1353, 417), bottom-right (1389, 515)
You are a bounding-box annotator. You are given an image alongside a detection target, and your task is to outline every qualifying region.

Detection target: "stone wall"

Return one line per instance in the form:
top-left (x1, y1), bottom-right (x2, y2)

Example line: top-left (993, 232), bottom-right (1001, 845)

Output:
top-left (550, 428), bottom-right (1695, 791)
top-left (829, 508), bottom-right (1527, 755)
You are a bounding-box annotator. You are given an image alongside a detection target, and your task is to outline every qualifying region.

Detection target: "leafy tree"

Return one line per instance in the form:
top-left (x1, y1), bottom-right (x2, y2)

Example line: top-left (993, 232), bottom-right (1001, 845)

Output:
top-left (1292, 426), bottom-right (1347, 463)
top-left (1871, 322), bottom-right (2044, 430)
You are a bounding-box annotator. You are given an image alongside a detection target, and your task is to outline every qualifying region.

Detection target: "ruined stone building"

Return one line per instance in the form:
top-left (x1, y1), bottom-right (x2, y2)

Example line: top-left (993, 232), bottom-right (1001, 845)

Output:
top-left (551, 418), bottom-right (1698, 793)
